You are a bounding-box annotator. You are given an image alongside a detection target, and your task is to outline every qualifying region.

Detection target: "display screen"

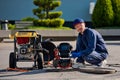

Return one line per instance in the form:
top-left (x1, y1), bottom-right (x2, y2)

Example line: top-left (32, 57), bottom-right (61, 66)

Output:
top-left (60, 45), bottom-right (69, 51)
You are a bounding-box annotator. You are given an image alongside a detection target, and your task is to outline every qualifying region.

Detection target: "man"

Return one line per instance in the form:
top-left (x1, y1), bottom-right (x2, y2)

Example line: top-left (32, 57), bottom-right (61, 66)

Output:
top-left (71, 18), bottom-right (108, 68)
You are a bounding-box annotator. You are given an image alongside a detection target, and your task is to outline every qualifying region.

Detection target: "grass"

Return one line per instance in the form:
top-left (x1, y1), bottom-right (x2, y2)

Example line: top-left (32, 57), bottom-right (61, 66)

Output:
top-left (0, 24), bottom-right (72, 30)
top-left (27, 26), bottom-right (72, 30)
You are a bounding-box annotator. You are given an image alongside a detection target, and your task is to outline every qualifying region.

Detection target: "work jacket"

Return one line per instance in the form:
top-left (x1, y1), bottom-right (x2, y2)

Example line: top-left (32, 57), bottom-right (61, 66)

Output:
top-left (75, 28), bottom-right (108, 57)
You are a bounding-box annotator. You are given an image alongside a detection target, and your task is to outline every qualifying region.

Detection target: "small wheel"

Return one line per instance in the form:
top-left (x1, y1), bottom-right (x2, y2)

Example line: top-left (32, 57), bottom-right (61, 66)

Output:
top-left (53, 59), bottom-right (59, 68)
top-left (9, 52), bottom-right (16, 68)
top-left (0, 38), bottom-right (3, 42)
top-left (37, 55), bottom-right (43, 69)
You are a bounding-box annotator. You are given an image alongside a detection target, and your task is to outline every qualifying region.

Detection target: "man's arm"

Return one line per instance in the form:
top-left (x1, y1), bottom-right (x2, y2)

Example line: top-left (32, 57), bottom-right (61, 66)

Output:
top-left (81, 30), bottom-right (97, 57)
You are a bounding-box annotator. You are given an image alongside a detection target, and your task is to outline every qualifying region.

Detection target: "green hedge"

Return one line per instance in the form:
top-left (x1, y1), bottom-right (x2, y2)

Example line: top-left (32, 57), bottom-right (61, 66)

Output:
top-left (22, 17), bottom-right (36, 21)
top-left (92, 0), bottom-right (114, 27)
top-left (8, 24), bottom-right (15, 30)
top-left (34, 18), bottom-right (64, 27)
top-left (111, 0), bottom-right (120, 26)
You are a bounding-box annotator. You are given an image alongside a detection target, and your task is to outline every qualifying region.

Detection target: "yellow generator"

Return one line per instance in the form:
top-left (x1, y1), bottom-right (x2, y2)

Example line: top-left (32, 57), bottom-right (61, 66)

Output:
top-left (9, 31), bottom-right (45, 69)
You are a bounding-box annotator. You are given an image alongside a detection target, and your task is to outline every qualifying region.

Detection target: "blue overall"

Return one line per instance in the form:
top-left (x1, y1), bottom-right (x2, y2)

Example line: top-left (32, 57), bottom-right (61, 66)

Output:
top-left (72, 28), bottom-right (108, 65)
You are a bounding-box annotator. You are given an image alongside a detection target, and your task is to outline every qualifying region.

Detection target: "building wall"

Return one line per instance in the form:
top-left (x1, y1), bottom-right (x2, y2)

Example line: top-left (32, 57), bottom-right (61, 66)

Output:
top-left (0, 0), bottom-right (96, 21)
top-left (0, 0), bottom-right (35, 20)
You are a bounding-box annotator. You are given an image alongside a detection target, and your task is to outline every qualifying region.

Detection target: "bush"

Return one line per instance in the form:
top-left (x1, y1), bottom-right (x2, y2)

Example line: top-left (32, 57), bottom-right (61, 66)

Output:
top-left (50, 1), bottom-right (61, 10)
top-left (50, 18), bottom-right (64, 27)
top-left (37, 13), bottom-right (46, 19)
top-left (34, 19), bottom-right (51, 26)
top-left (33, 0), bottom-right (63, 19)
top-left (92, 0), bottom-right (114, 28)
top-left (8, 24), bottom-right (15, 30)
top-left (22, 17), bottom-right (36, 21)
top-left (49, 11), bottom-right (62, 19)
top-left (33, 19), bottom-right (39, 26)
top-left (33, 8), bottom-right (42, 15)
top-left (34, 18), bottom-right (64, 27)
top-left (111, 0), bottom-right (120, 26)
top-left (38, 19), bottom-right (50, 26)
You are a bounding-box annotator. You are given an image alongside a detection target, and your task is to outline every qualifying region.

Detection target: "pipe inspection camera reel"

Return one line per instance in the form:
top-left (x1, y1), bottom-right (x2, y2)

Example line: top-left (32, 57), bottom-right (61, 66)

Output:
top-left (53, 43), bottom-right (73, 69)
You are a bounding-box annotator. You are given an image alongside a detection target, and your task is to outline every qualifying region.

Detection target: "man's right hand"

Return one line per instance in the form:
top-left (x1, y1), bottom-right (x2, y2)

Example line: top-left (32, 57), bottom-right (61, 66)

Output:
top-left (71, 51), bottom-right (82, 58)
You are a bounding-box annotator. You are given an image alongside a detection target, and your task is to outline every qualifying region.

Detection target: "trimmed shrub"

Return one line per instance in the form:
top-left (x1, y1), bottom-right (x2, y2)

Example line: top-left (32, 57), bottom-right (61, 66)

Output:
top-left (92, 0), bottom-right (114, 27)
top-left (50, 18), bottom-right (64, 27)
top-left (37, 13), bottom-right (46, 19)
top-left (8, 24), bottom-right (15, 30)
top-left (33, 19), bottom-right (39, 26)
top-left (22, 17), bottom-right (36, 21)
top-left (49, 11), bottom-right (62, 19)
top-left (50, 1), bottom-right (61, 10)
top-left (111, 0), bottom-right (120, 26)
top-left (33, 8), bottom-right (42, 15)
top-left (33, 0), bottom-right (62, 19)
top-left (33, 0), bottom-right (64, 27)
top-left (38, 19), bottom-right (50, 26)
top-left (34, 18), bottom-right (64, 27)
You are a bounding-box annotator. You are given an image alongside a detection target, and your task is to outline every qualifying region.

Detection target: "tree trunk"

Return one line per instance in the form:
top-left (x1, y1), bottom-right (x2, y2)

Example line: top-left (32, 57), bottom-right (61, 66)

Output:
top-left (46, 7), bottom-right (49, 19)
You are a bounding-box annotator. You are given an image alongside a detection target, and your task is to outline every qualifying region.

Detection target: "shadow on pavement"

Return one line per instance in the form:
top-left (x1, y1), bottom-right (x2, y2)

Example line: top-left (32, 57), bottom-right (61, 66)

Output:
top-left (0, 69), bottom-right (46, 78)
top-left (0, 65), bottom-right (117, 78)
top-left (0, 68), bottom-right (77, 78)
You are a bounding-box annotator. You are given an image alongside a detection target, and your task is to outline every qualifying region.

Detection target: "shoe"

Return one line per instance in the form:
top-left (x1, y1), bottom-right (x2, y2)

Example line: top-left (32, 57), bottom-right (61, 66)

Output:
top-left (72, 63), bottom-right (85, 69)
top-left (98, 60), bottom-right (107, 68)
top-left (71, 58), bottom-right (85, 69)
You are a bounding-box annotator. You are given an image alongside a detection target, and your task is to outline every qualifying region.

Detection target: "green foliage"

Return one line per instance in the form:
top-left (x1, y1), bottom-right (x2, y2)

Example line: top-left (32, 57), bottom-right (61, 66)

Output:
top-left (8, 24), bottom-right (15, 30)
top-left (33, 8), bottom-right (42, 15)
top-left (35, 19), bottom-right (50, 26)
top-left (34, 18), bottom-right (64, 27)
top-left (22, 17), bottom-right (36, 21)
top-left (50, 1), bottom-right (61, 10)
top-left (37, 13), bottom-right (46, 19)
top-left (111, 0), bottom-right (120, 26)
top-left (28, 26), bottom-right (72, 30)
top-left (50, 18), bottom-right (65, 27)
top-left (49, 11), bottom-right (62, 19)
top-left (33, 0), bottom-right (64, 27)
top-left (92, 0), bottom-right (114, 27)
top-left (33, 0), bottom-right (61, 19)
top-left (34, 0), bottom-right (52, 7)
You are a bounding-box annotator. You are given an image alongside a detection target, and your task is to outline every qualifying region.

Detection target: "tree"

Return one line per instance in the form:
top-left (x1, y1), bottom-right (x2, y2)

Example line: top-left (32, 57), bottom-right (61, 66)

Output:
top-left (33, 0), bottom-right (64, 27)
top-left (111, 0), bottom-right (120, 26)
top-left (33, 0), bottom-right (62, 19)
top-left (92, 0), bottom-right (114, 27)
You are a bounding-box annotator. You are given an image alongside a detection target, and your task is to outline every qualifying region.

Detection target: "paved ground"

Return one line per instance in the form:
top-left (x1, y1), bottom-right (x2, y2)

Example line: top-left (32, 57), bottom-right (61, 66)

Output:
top-left (0, 40), bottom-right (120, 80)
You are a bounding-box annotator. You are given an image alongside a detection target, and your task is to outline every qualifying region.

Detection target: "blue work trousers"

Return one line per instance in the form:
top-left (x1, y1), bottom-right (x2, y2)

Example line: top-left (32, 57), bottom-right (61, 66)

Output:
top-left (77, 51), bottom-right (108, 65)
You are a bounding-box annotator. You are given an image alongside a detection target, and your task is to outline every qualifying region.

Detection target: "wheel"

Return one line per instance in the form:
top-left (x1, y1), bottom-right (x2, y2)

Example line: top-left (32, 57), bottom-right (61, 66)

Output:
top-left (0, 38), bottom-right (3, 42)
top-left (41, 42), bottom-right (56, 61)
top-left (37, 54), bottom-right (43, 69)
top-left (9, 52), bottom-right (16, 68)
top-left (53, 59), bottom-right (59, 68)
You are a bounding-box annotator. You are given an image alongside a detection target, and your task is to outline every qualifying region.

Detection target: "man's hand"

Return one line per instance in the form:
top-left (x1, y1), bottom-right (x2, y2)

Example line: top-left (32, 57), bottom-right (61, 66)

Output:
top-left (71, 52), bottom-right (82, 58)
